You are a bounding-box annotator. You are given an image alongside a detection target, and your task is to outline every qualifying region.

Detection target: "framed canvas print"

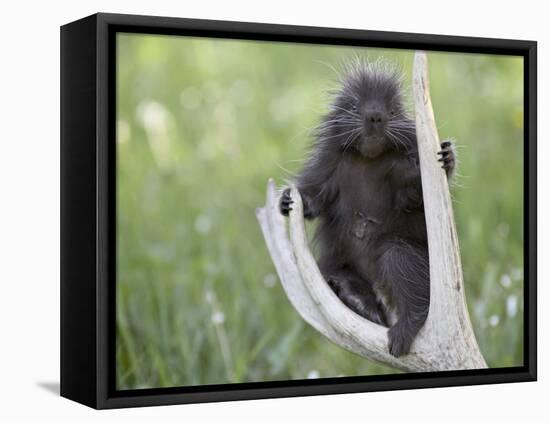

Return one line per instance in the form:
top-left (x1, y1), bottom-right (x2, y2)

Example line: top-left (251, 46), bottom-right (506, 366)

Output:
top-left (60, 13), bottom-right (537, 409)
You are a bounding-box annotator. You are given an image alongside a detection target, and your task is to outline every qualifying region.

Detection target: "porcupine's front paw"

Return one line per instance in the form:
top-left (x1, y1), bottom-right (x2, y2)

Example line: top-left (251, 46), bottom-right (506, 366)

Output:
top-left (279, 188), bottom-right (293, 216)
top-left (437, 140), bottom-right (456, 178)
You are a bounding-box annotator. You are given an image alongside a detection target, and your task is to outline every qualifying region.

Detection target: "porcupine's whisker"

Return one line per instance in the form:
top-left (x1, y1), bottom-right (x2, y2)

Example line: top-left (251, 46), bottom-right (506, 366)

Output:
top-left (342, 128), bottom-right (363, 153)
top-left (329, 105), bottom-right (361, 119)
top-left (388, 120), bottom-right (415, 128)
top-left (391, 129), bottom-right (412, 149)
top-left (321, 126), bottom-right (363, 142)
top-left (387, 122), bottom-right (416, 134)
top-left (315, 123), bottom-right (360, 137)
top-left (317, 118), bottom-right (360, 127)
top-left (385, 131), bottom-right (406, 150)
top-left (387, 117), bottom-right (415, 126)
top-left (387, 127), bottom-right (415, 137)
top-left (318, 118), bottom-right (359, 129)
top-left (385, 127), bottom-right (409, 150)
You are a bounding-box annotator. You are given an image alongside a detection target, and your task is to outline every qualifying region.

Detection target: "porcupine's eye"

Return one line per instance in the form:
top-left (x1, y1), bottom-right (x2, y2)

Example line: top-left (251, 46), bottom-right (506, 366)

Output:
top-left (351, 101), bottom-right (358, 112)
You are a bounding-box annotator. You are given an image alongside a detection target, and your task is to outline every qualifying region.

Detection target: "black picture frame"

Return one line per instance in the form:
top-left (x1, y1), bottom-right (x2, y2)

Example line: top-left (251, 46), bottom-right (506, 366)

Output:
top-left (60, 12), bottom-right (537, 409)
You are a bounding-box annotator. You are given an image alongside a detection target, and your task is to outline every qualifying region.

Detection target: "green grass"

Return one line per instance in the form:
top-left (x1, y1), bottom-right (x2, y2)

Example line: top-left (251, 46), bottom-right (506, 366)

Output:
top-left (116, 34), bottom-right (524, 390)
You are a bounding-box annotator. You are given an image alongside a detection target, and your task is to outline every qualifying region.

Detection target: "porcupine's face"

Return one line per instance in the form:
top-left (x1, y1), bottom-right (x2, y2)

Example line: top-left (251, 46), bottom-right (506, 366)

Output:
top-left (325, 61), bottom-right (412, 159)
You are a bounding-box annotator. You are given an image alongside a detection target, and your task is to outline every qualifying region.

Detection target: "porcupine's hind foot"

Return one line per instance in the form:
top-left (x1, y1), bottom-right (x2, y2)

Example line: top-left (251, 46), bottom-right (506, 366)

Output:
top-left (327, 273), bottom-right (389, 327)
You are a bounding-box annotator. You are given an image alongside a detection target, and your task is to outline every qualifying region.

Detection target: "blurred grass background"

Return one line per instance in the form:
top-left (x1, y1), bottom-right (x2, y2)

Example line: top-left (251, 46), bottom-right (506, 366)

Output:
top-left (116, 33), bottom-right (524, 390)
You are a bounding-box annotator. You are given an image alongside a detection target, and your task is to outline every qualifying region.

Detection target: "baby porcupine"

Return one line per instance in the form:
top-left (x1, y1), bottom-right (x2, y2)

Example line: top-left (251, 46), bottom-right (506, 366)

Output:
top-left (279, 60), bottom-right (456, 357)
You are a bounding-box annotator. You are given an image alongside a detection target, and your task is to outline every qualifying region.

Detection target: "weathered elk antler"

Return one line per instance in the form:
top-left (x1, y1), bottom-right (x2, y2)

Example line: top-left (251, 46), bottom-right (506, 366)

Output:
top-left (255, 51), bottom-right (487, 372)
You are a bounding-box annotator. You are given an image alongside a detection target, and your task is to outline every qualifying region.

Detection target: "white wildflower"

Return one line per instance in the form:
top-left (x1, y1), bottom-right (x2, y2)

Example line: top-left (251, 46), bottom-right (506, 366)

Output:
top-left (195, 215), bottom-right (212, 235)
top-left (263, 274), bottom-right (277, 288)
top-left (211, 311), bottom-right (225, 325)
top-left (506, 295), bottom-right (518, 318)
top-left (500, 274), bottom-right (512, 288)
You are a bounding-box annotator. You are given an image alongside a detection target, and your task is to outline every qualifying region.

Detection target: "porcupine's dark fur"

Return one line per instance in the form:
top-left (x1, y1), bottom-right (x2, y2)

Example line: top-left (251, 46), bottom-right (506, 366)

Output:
top-left (279, 60), bottom-right (456, 357)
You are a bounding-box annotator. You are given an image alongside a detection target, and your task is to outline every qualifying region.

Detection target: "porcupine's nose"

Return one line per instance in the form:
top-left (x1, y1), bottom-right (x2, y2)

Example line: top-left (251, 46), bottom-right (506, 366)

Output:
top-left (365, 110), bottom-right (386, 128)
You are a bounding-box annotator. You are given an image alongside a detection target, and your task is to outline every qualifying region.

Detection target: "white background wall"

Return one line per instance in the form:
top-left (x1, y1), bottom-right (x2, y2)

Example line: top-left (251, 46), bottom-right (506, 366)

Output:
top-left (0, 0), bottom-right (546, 421)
